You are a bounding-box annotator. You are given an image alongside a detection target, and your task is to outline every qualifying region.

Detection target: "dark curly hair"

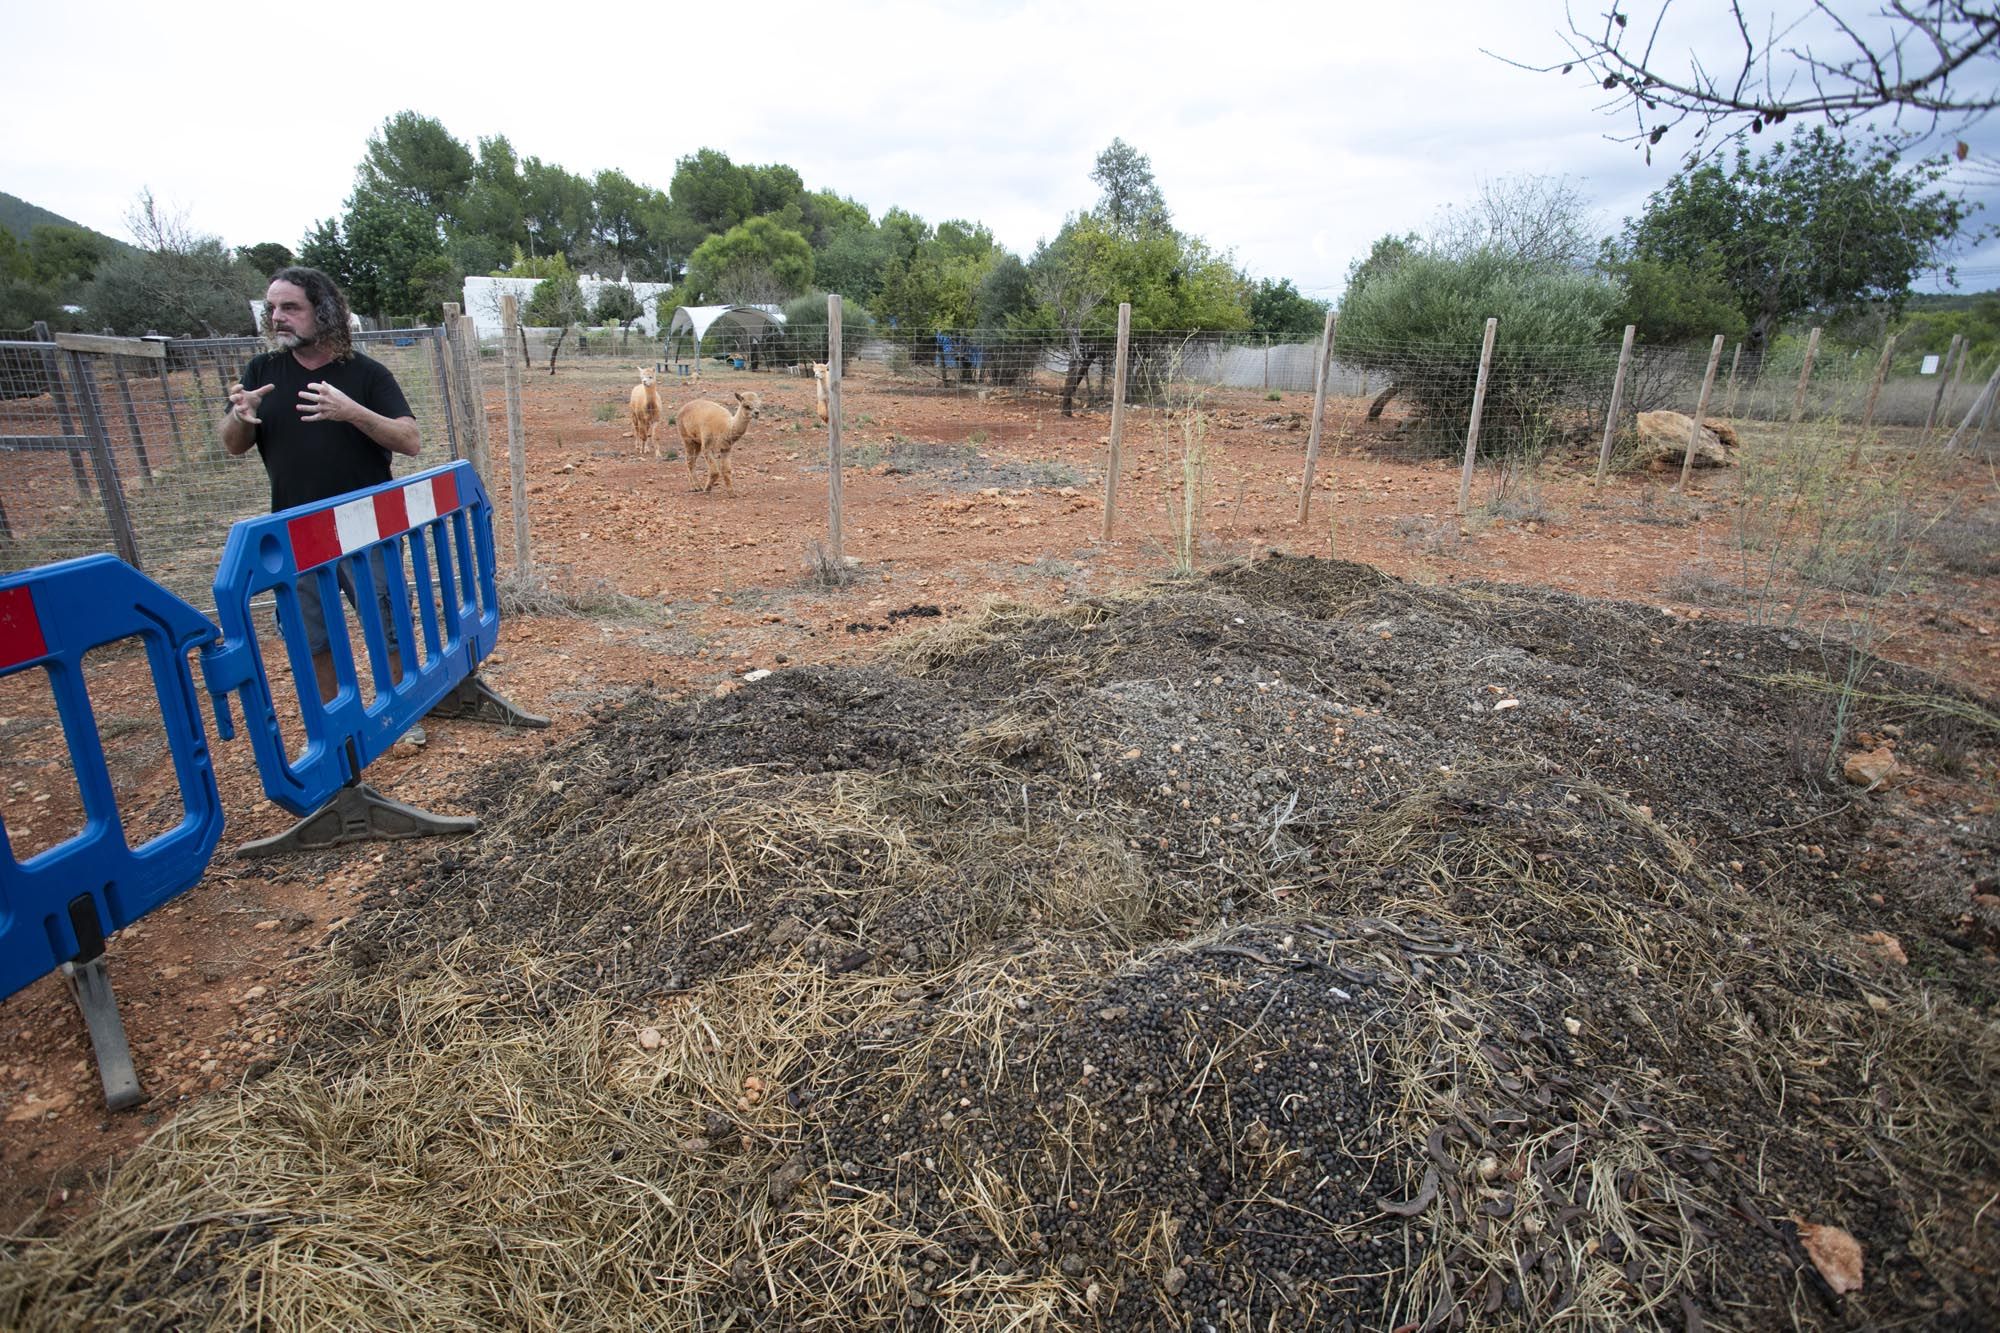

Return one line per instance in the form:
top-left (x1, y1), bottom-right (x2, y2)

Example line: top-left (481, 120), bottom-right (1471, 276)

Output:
top-left (263, 266), bottom-right (354, 361)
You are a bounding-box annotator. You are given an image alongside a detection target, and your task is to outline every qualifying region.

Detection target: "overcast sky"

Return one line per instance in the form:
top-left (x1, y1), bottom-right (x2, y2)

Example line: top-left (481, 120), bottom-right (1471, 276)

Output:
top-left (8, 0), bottom-right (1997, 297)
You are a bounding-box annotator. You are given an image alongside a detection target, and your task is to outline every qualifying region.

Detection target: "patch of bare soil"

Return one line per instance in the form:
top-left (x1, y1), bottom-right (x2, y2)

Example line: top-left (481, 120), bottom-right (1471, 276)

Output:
top-left (2, 556), bottom-right (1994, 1330)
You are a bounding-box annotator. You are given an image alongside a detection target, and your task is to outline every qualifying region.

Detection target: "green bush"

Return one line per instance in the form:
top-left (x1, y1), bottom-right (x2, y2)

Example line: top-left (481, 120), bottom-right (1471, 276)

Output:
top-left (1338, 249), bottom-right (1623, 456)
top-left (780, 291), bottom-right (874, 365)
top-left (592, 283), bottom-right (644, 329)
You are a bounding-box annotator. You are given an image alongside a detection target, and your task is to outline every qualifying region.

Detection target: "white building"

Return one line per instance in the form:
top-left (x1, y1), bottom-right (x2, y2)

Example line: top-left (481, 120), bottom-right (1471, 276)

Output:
top-left (461, 273), bottom-right (677, 338)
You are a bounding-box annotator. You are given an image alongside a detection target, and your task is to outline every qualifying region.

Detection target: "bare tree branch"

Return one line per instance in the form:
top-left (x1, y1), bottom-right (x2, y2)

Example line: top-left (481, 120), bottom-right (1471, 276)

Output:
top-left (1492, 1), bottom-right (2000, 161)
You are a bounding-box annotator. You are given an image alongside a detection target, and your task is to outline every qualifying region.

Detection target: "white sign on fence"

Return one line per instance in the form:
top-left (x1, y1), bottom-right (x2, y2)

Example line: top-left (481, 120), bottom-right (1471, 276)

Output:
top-left (1921, 354), bottom-right (1941, 375)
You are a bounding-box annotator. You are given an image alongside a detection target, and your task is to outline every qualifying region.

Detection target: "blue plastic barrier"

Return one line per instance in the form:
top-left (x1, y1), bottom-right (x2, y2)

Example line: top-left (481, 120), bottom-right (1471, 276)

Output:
top-left (0, 556), bottom-right (224, 1002)
top-left (200, 461), bottom-right (500, 817)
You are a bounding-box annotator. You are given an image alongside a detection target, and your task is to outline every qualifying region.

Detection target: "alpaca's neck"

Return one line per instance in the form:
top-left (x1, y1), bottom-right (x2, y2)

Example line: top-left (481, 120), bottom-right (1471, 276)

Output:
top-left (729, 404), bottom-right (750, 440)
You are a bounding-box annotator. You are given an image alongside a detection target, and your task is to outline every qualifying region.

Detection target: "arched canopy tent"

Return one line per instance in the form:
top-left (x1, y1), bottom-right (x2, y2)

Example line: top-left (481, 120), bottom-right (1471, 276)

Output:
top-left (663, 304), bottom-right (786, 368)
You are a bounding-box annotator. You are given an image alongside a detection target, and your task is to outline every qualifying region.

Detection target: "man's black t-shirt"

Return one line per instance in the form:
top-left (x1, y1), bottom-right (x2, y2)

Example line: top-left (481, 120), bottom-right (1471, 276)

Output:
top-left (238, 349), bottom-right (414, 512)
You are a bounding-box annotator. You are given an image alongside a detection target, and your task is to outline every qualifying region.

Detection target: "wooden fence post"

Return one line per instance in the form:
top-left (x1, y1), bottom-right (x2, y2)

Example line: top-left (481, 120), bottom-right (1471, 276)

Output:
top-left (1790, 325), bottom-right (1822, 423)
top-left (1924, 333), bottom-right (1963, 434)
top-left (458, 314), bottom-right (492, 479)
top-left (1860, 332), bottom-right (1897, 432)
top-left (439, 302), bottom-right (466, 462)
top-left (1296, 311), bottom-right (1338, 523)
top-left (1942, 337), bottom-right (1970, 424)
top-left (500, 294), bottom-right (530, 571)
top-left (1595, 324), bottom-right (1637, 488)
top-left (426, 328), bottom-right (460, 461)
top-left (1455, 317), bottom-right (1499, 526)
top-left (1721, 342), bottom-right (1743, 417)
top-left (826, 294), bottom-right (846, 568)
top-left (1944, 359), bottom-right (2000, 453)
top-left (1677, 334), bottom-right (1727, 491)
top-left (1102, 302), bottom-right (1132, 541)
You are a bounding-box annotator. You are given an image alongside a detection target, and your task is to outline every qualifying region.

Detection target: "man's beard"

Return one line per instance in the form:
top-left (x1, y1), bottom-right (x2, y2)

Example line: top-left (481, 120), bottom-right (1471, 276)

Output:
top-left (273, 325), bottom-right (320, 350)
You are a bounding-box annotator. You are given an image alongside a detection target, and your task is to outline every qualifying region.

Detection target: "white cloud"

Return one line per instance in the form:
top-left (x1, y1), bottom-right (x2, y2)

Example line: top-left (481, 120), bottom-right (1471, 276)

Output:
top-left (8, 0), bottom-right (1994, 295)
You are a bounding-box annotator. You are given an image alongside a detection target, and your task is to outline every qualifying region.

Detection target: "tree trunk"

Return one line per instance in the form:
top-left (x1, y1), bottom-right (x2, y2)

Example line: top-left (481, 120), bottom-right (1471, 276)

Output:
top-left (1365, 382), bottom-right (1400, 421)
top-left (518, 324), bottom-right (532, 370)
top-left (1060, 348), bottom-right (1097, 417)
top-left (1741, 312), bottom-right (1779, 382)
top-left (546, 327), bottom-right (569, 376)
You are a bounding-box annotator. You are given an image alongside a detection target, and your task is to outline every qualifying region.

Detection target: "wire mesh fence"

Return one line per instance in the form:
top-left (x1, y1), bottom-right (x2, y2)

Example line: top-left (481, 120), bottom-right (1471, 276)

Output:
top-left (3, 314), bottom-right (1991, 617)
top-left (0, 328), bottom-right (474, 612)
top-left (485, 320), bottom-right (1998, 489)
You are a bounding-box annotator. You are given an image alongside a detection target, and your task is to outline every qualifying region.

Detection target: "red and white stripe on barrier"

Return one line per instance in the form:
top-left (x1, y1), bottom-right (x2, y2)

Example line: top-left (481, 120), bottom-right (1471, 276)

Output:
top-left (0, 586), bottom-right (47, 671)
top-left (285, 472), bottom-right (463, 572)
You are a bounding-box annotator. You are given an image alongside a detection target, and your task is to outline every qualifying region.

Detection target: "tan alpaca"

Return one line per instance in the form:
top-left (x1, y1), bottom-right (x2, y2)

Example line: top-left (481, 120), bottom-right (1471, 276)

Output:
top-left (677, 391), bottom-right (762, 495)
top-left (629, 367), bottom-right (662, 457)
top-left (811, 362), bottom-right (830, 425)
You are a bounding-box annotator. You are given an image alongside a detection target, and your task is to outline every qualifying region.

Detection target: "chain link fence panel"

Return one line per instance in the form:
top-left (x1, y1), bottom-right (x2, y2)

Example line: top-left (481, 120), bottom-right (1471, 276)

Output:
top-left (0, 329), bottom-right (473, 612)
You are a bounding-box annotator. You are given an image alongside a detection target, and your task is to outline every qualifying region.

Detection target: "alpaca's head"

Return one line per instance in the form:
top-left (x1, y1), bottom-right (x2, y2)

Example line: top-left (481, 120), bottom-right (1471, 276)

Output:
top-left (811, 362), bottom-right (828, 387)
top-left (734, 390), bottom-right (764, 417)
top-left (636, 366), bottom-right (655, 386)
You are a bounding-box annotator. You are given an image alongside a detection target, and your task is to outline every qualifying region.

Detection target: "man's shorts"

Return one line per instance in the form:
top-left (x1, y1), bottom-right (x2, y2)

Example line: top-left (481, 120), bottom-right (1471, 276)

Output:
top-left (296, 550), bottom-right (405, 660)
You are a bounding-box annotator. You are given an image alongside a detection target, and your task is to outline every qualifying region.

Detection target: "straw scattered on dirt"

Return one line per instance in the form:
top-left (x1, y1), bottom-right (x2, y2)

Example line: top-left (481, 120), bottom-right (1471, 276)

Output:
top-left (3, 555), bottom-right (1995, 1331)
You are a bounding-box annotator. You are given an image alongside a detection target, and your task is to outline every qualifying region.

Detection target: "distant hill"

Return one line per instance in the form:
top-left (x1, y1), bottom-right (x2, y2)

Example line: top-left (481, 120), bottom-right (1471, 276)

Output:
top-left (0, 192), bottom-right (131, 252)
top-left (1905, 288), bottom-right (1998, 314)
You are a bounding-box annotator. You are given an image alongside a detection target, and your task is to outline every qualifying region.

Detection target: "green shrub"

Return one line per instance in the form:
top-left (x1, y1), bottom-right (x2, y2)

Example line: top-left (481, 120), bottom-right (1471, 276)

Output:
top-left (1338, 249), bottom-right (1623, 456)
top-left (780, 291), bottom-right (874, 365)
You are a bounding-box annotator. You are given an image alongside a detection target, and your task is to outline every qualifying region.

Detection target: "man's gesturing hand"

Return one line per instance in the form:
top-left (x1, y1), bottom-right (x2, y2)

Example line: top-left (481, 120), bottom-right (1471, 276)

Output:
top-left (228, 382), bottom-right (274, 425)
top-left (298, 380), bottom-right (359, 424)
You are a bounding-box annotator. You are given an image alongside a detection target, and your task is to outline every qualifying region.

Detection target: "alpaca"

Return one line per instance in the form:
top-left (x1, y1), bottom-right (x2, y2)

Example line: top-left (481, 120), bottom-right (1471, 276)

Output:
top-left (677, 391), bottom-right (762, 495)
top-left (811, 362), bottom-right (830, 425)
top-left (629, 367), bottom-right (662, 457)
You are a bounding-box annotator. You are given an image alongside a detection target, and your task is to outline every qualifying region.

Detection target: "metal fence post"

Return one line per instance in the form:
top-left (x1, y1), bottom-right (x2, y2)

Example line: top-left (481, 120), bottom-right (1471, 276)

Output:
top-left (62, 348), bottom-right (140, 568)
top-left (33, 321), bottom-right (92, 496)
top-left (154, 353), bottom-right (187, 464)
top-left (110, 356), bottom-right (154, 481)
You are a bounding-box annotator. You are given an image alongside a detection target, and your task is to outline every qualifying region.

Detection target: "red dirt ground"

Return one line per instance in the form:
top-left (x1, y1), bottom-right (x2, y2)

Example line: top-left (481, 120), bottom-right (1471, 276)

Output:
top-left (2, 361), bottom-right (1995, 1232)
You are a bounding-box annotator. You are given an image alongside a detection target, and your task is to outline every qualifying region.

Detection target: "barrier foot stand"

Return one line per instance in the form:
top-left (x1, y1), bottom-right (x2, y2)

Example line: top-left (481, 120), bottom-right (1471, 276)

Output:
top-left (60, 957), bottom-right (145, 1112)
top-left (235, 782), bottom-right (478, 858)
top-left (428, 674), bottom-right (551, 729)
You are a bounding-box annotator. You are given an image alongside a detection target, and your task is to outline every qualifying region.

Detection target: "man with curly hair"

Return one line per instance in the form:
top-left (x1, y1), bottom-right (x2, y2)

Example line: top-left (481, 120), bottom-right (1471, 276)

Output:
top-left (222, 267), bottom-right (422, 703)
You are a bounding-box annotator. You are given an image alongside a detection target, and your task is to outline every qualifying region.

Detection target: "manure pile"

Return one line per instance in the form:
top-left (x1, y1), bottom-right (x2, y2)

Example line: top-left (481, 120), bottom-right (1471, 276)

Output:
top-left (4, 556), bottom-right (1996, 1331)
